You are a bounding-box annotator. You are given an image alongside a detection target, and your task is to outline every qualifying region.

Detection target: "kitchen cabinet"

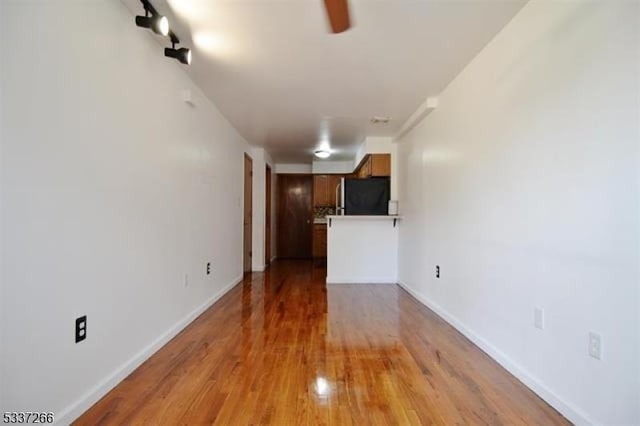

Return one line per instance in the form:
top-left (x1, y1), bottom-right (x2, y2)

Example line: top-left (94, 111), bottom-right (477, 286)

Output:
top-left (314, 174), bottom-right (344, 207)
top-left (371, 154), bottom-right (391, 177)
top-left (354, 154), bottom-right (390, 178)
top-left (359, 156), bottom-right (372, 178)
top-left (312, 224), bottom-right (327, 258)
top-left (313, 175), bottom-right (330, 207)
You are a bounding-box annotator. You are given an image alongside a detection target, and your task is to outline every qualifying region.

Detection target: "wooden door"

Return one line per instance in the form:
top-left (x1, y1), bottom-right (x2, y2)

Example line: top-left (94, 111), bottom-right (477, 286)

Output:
top-left (265, 165), bottom-right (272, 266)
top-left (277, 174), bottom-right (313, 258)
top-left (243, 154), bottom-right (253, 274)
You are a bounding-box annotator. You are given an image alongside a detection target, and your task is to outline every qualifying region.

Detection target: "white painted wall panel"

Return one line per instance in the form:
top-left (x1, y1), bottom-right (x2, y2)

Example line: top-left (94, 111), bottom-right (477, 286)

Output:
top-left (396, 1), bottom-right (640, 424)
top-left (312, 161), bottom-right (353, 174)
top-left (0, 1), bottom-right (250, 422)
top-left (274, 163), bottom-right (312, 174)
top-left (327, 217), bottom-right (398, 284)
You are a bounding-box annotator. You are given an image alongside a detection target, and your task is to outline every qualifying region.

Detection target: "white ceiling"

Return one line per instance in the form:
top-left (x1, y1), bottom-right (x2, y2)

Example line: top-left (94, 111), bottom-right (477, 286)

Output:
top-left (127, 0), bottom-right (527, 162)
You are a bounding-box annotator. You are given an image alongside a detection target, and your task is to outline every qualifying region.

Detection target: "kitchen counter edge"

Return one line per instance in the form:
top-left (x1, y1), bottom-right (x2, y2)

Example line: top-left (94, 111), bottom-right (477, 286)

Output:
top-left (325, 215), bottom-right (402, 220)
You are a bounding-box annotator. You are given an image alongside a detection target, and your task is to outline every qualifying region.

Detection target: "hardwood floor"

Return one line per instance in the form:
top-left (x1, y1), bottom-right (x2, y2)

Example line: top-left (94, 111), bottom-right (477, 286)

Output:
top-left (75, 260), bottom-right (568, 425)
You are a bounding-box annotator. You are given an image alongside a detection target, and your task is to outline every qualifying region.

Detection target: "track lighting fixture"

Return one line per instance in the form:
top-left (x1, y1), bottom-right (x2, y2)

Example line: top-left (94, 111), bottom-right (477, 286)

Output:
top-left (136, 14), bottom-right (169, 36)
top-left (165, 42), bottom-right (192, 65)
top-left (133, 0), bottom-right (192, 66)
top-left (135, 0), bottom-right (169, 36)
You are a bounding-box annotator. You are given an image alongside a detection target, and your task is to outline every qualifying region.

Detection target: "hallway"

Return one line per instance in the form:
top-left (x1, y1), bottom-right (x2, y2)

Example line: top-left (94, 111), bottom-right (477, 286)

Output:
top-left (76, 261), bottom-right (567, 425)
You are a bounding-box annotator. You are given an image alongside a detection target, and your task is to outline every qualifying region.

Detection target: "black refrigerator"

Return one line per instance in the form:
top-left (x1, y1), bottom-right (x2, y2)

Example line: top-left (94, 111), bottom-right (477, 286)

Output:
top-left (343, 178), bottom-right (390, 215)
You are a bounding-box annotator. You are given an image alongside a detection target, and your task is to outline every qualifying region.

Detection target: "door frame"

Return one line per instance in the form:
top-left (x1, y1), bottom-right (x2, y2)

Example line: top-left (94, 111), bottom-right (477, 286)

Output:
top-left (243, 153), bottom-right (253, 274)
top-left (265, 164), bottom-right (272, 266)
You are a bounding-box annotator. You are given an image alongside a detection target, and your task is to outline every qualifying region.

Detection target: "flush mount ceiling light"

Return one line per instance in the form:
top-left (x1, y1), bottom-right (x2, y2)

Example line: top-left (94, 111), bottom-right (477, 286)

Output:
top-left (314, 149), bottom-right (331, 159)
top-left (135, 0), bottom-right (169, 36)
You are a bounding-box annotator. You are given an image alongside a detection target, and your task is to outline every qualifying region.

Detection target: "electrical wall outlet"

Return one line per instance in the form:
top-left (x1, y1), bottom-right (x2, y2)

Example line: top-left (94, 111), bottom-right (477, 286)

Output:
top-left (75, 315), bottom-right (87, 343)
top-left (534, 307), bottom-right (545, 330)
top-left (206, 262), bottom-right (211, 275)
top-left (435, 265), bottom-right (440, 279)
top-left (589, 332), bottom-right (602, 360)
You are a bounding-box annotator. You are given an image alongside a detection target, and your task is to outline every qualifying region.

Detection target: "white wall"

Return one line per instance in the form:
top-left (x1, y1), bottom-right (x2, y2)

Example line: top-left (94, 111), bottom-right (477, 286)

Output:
top-left (327, 217), bottom-right (398, 284)
top-left (354, 136), bottom-right (394, 167)
top-left (396, 1), bottom-right (639, 425)
top-left (250, 147), bottom-right (275, 271)
top-left (311, 160), bottom-right (353, 174)
top-left (0, 1), bottom-right (251, 423)
top-left (274, 163), bottom-right (312, 174)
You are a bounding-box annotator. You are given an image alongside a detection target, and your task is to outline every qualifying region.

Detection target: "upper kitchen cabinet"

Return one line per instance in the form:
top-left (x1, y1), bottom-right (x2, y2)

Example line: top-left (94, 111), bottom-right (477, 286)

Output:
top-left (313, 175), bottom-right (331, 207)
top-left (314, 174), bottom-right (345, 207)
top-left (357, 157), bottom-right (372, 178)
top-left (355, 154), bottom-right (391, 178)
top-left (371, 154), bottom-right (391, 176)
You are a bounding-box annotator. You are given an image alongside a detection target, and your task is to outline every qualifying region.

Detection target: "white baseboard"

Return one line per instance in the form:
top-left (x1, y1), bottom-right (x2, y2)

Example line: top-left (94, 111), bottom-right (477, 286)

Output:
top-left (55, 274), bottom-right (243, 425)
top-left (326, 277), bottom-right (398, 284)
top-left (396, 281), bottom-right (596, 426)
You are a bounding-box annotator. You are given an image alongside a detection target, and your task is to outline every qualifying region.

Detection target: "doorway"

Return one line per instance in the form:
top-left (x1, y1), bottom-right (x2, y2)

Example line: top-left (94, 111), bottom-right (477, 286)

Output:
top-left (276, 174), bottom-right (313, 258)
top-left (243, 154), bottom-right (253, 274)
top-left (265, 165), bottom-right (272, 266)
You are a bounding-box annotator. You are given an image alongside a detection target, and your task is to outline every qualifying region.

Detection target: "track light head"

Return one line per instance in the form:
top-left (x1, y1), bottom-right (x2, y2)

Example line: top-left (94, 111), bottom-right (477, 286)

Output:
top-left (135, 14), bottom-right (169, 36)
top-left (135, 0), bottom-right (192, 66)
top-left (165, 47), bottom-right (192, 65)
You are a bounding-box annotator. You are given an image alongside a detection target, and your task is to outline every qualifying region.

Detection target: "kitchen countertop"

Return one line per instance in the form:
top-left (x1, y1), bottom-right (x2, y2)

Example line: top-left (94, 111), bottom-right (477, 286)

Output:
top-left (325, 215), bottom-right (402, 220)
top-left (314, 218), bottom-right (328, 224)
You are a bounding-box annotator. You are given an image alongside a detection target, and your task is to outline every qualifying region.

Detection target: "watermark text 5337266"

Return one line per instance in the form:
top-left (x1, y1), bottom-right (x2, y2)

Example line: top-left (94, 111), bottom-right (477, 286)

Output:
top-left (3, 412), bottom-right (54, 423)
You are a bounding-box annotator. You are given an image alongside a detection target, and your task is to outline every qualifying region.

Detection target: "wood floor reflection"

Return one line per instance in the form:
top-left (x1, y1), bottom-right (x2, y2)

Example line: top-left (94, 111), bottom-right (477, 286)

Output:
top-left (75, 260), bottom-right (568, 425)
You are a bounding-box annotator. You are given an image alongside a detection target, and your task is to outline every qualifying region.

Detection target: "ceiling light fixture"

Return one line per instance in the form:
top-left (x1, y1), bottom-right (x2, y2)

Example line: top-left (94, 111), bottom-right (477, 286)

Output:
top-left (314, 149), bottom-right (331, 159)
top-left (165, 40), bottom-right (192, 65)
top-left (135, 0), bottom-right (169, 36)
top-left (134, 0), bottom-right (192, 66)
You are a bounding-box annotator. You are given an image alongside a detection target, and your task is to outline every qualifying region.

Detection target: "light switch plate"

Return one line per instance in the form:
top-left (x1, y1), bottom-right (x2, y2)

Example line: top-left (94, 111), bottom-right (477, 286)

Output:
top-left (589, 332), bottom-right (602, 360)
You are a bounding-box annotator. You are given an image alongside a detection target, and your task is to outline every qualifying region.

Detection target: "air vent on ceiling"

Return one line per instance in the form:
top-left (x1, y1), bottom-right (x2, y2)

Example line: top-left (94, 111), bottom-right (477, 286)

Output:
top-left (370, 116), bottom-right (392, 124)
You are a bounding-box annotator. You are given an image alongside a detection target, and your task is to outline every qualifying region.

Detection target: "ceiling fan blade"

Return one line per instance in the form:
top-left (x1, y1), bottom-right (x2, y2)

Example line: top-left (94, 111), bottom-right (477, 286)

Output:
top-left (323, 0), bottom-right (351, 33)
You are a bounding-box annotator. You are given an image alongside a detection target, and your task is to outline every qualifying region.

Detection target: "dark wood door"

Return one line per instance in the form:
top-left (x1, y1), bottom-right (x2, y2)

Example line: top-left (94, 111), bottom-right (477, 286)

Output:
top-left (277, 174), bottom-right (313, 258)
top-left (243, 154), bottom-right (253, 273)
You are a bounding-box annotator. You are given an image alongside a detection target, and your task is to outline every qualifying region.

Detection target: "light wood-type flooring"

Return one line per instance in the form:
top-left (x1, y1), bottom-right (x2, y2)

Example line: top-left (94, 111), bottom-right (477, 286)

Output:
top-left (75, 260), bottom-right (568, 425)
